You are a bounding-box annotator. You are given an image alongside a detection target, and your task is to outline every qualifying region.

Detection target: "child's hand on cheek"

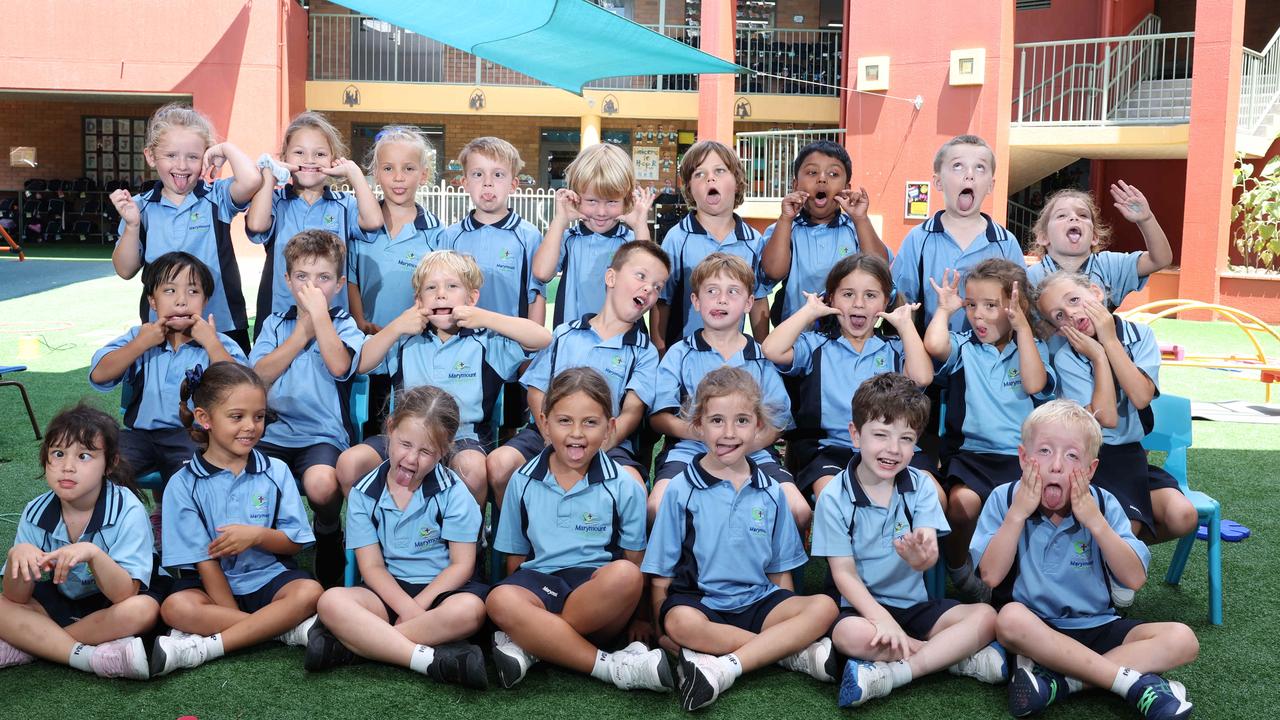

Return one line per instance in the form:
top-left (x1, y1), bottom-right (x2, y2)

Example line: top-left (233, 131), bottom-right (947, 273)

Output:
top-left (1011, 460), bottom-right (1043, 521)
top-left (801, 291), bottom-right (842, 320)
top-left (622, 186), bottom-right (656, 229)
top-left (139, 320), bottom-right (168, 348)
top-left (1059, 323), bottom-right (1106, 362)
top-left (834, 187), bottom-right (870, 219)
top-left (1081, 298), bottom-right (1116, 344)
top-left (189, 314), bottom-right (219, 346)
top-left (1068, 469), bottom-right (1103, 529)
top-left (323, 157), bottom-right (363, 182)
top-left (780, 190), bottom-right (808, 220)
top-left (553, 188), bottom-right (581, 223)
top-left (451, 305), bottom-right (487, 329)
top-left (390, 301), bottom-right (430, 336)
top-left (1006, 281), bottom-right (1032, 333)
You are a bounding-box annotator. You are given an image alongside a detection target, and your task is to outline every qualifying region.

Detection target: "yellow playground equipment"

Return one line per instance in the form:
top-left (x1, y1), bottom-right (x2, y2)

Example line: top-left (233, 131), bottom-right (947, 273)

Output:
top-left (1120, 300), bottom-right (1280, 402)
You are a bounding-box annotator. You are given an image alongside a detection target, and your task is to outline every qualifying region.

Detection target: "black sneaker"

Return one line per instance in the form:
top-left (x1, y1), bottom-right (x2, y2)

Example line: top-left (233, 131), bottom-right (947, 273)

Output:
top-left (1126, 673), bottom-right (1193, 720)
top-left (426, 642), bottom-right (488, 690)
top-left (314, 530), bottom-right (346, 589)
top-left (304, 620), bottom-right (355, 672)
top-left (1008, 663), bottom-right (1069, 717)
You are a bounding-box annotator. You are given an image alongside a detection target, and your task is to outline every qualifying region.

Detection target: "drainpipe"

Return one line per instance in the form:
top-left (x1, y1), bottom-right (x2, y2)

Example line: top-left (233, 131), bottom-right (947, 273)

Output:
top-left (278, 0), bottom-right (288, 135)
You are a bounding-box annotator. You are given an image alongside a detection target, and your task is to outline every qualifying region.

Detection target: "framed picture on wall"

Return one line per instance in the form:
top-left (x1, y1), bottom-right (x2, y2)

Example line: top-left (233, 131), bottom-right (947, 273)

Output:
top-left (84, 118), bottom-right (98, 135)
top-left (100, 171), bottom-right (115, 183)
top-left (102, 119), bottom-right (115, 135)
top-left (134, 154), bottom-right (146, 170)
top-left (117, 136), bottom-right (131, 152)
top-left (101, 154), bottom-right (114, 170)
top-left (133, 119), bottom-right (146, 136)
top-left (905, 180), bottom-right (931, 219)
top-left (85, 154), bottom-right (98, 170)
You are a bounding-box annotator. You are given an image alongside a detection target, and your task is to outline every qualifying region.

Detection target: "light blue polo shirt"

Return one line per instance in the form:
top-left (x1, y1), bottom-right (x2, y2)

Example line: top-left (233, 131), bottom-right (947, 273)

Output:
top-left (653, 330), bottom-right (794, 466)
top-left (763, 211), bottom-right (885, 322)
top-left (892, 211), bottom-right (1025, 331)
top-left (520, 315), bottom-right (659, 453)
top-left (120, 178), bottom-right (250, 332)
top-left (90, 328), bottom-right (249, 431)
top-left (812, 458), bottom-right (948, 609)
top-left (437, 210), bottom-right (543, 319)
top-left (348, 203), bottom-right (443, 329)
top-left (7, 482), bottom-right (154, 599)
top-left (162, 449), bottom-right (315, 595)
top-left (250, 185), bottom-right (367, 319)
top-left (970, 480), bottom-right (1151, 629)
top-left (659, 213), bottom-right (772, 342)
top-left (386, 327), bottom-right (527, 443)
top-left (552, 221), bottom-right (634, 326)
top-left (347, 460), bottom-right (481, 584)
top-left (1026, 251), bottom-right (1146, 311)
top-left (495, 448), bottom-right (646, 574)
top-left (779, 331), bottom-right (905, 449)
top-left (250, 306), bottom-right (366, 450)
top-left (937, 332), bottom-right (1056, 455)
top-left (642, 458), bottom-right (807, 612)
top-left (1051, 317), bottom-right (1160, 446)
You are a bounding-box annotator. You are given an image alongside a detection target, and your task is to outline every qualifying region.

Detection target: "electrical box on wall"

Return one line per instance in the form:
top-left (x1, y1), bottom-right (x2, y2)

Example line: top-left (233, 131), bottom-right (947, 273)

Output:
top-left (857, 56), bottom-right (890, 92)
top-left (949, 48), bottom-right (986, 86)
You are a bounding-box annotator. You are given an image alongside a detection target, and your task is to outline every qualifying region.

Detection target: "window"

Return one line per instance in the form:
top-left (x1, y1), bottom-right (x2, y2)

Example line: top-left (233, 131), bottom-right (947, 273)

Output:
top-left (350, 124), bottom-right (445, 183)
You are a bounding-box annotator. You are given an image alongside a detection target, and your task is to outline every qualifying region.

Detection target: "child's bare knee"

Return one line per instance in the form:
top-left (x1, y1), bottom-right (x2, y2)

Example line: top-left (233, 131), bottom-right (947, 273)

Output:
top-left (662, 606), bottom-right (703, 643)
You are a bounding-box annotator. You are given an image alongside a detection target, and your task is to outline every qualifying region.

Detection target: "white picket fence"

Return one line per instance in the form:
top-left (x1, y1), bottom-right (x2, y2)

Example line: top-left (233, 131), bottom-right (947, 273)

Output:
top-left (332, 183), bottom-right (559, 230)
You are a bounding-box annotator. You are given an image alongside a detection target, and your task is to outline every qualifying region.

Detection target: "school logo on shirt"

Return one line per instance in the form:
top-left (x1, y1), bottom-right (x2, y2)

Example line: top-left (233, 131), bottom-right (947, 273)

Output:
top-left (1069, 540), bottom-right (1093, 569)
top-left (604, 355), bottom-right (625, 379)
top-left (839, 245), bottom-right (852, 257)
top-left (324, 214), bottom-right (337, 226)
top-left (448, 360), bottom-right (476, 381)
top-left (188, 209), bottom-right (210, 232)
top-left (575, 510), bottom-right (608, 535)
top-left (414, 526), bottom-right (437, 549)
top-left (892, 520), bottom-right (908, 536)
top-left (875, 355), bottom-right (887, 369)
top-left (749, 506), bottom-right (768, 536)
top-left (1003, 367), bottom-right (1022, 389)
top-left (495, 247), bottom-right (517, 272)
top-left (249, 494), bottom-right (270, 521)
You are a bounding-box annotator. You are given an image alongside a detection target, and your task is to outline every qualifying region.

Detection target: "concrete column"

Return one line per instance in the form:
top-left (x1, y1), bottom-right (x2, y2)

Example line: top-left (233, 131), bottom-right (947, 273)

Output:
top-left (1179, 0), bottom-right (1246, 306)
top-left (696, 0), bottom-right (736, 144)
top-left (581, 112), bottom-right (601, 150)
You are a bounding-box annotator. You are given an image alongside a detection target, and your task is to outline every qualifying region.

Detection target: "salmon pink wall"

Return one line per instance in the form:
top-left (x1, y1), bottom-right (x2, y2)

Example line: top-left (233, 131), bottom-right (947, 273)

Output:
top-left (844, 0), bottom-right (1014, 249)
top-left (1, 1), bottom-right (309, 168)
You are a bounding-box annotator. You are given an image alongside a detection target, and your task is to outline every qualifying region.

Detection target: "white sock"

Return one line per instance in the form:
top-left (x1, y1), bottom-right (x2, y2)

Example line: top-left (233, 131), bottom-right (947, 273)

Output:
top-left (1066, 675), bottom-right (1085, 694)
top-left (720, 653), bottom-right (744, 679)
top-left (590, 650), bottom-right (613, 682)
top-left (1111, 666), bottom-right (1140, 697)
top-left (203, 633), bottom-right (225, 660)
top-left (887, 659), bottom-right (913, 688)
top-left (408, 644), bottom-right (435, 674)
top-left (67, 642), bottom-right (96, 672)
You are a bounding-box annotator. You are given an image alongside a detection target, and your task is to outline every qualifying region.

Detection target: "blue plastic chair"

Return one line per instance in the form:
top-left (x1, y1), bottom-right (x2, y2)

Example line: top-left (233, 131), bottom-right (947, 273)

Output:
top-left (117, 382), bottom-right (165, 491)
top-left (342, 375), bottom-right (371, 587)
top-left (0, 364), bottom-right (41, 439)
top-left (1142, 393), bottom-right (1223, 625)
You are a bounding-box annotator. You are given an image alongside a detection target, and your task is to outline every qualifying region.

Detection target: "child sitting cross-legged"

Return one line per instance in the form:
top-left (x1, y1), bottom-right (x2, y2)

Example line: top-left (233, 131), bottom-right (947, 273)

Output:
top-left (812, 373), bottom-right (1006, 708)
top-left (643, 366), bottom-right (839, 712)
top-left (974, 400), bottom-right (1199, 719)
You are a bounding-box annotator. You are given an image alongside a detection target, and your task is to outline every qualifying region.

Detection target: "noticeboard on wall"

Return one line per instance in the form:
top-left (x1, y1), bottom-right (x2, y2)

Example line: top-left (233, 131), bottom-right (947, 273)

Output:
top-left (83, 116), bottom-right (151, 186)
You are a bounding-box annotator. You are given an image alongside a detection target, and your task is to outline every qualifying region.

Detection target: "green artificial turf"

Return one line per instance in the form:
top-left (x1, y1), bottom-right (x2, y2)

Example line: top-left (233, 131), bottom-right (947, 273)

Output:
top-left (0, 267), bottom-right (1276, 719)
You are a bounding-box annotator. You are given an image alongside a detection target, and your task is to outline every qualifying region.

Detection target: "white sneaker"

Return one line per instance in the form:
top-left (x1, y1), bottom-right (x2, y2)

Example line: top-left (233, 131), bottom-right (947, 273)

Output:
top-left (150, 633), bottom-right (210, 677)
top-left (609, 648), bottom-right (674, 692)
top-left (89, 637), bottom-right (149, 680)
top-left (778, 637), bottom-right (835, 682)
top-left (276, 614), bottom-right (317, 647)
top-left (678, 649), bottom-right (735, 711)
top-left (838, 660), bottom-right (893, 707)
top-left (617, 641), bottom-right (649, 656)
top-left (492, 631), bottom-right (538, 689)
top-left (949, 641), bottom-right (1008, 684)
top-left (167, 628), bottom-right (197, 639)
top-left (1111, 583), bottom-right (1136, 608)
top-left (0, 638), bottom-right (35, 669)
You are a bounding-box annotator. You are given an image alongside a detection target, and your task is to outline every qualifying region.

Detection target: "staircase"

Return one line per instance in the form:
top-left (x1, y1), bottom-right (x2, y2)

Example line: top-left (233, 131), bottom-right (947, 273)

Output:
top-left (1110, 78), bottom-right (1191, 123)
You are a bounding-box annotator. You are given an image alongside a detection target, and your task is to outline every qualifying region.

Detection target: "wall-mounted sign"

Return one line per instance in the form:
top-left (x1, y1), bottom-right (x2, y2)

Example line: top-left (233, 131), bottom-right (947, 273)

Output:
top-left (633, 146), bottom-right (659, 181)
top-left (905, 180), bottom-right (931, 219)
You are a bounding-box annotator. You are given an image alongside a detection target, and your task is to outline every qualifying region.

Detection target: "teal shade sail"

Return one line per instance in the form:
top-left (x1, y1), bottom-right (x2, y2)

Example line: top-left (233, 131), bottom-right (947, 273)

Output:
top-left (331, 0), bottom-right (744, 94)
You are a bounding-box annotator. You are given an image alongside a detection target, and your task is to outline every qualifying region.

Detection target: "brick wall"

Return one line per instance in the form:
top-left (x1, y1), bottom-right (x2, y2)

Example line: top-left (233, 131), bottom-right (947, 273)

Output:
top-left (0, 99), bottom-right (162, 190)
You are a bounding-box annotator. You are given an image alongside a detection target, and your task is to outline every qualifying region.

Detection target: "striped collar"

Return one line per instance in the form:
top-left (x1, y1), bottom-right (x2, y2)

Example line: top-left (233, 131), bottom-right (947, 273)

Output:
top-left (281, 306), bottom-right (346, 321)
top-left (680, 212), bottom-right (754, 242)
top-left (568, 220), bottom-right (630, 238)
top-left (525, 447), bottom-right (615, 486)
top-left (358, 460), bottom-right (454, 500)
top-left (189, 449), bottom-right (270, 478)
top-left (571, 313), bottom-right (648, 347)
top-left (460, 209), bottom-right (521, 232)
top-left (141, 178), bottom-right (212, 204)
top-left (794, 210), bottom-right (851, 229)
top-left (686, 455), bottom-right (771, 490)
top-left (843, 455), bottom-right (917, 506)
top-left (689, 329), bottom-right (762, 360)
top-left (921, 210), bottom-right (1007, 247)
top-left (380, 200), bottom-right (438, 230)
top-left (35, 481), bottom-right (126, 535)
top-left (283, 183), bottom-right (342, 202)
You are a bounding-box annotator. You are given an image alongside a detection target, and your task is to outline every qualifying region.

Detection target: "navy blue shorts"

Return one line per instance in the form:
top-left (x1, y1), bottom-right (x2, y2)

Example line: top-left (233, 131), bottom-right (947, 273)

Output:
top-left (1092, 442), bottom-right (1180, 535)
top-left (1056, 617), bottom-right (1147, 655)
top-left (660, 589), bottom-right (795, 634)
top-left (169, 566), bottom-right (315, 614)
top-left (502, 427), bottom-right (644, 475)
top-left (944, 451), bottom-right (1022, 501)
top-left (118, 427), bottom-right (196, 487)
top-left (496, 566), bottom-right (598, 614)
top-left (32, 582), bottom-right (163, 628)
top-left (363, 434), bottom-right (487, 463)
top-left (360, 578), bottom-right (490, 624)
top-left (836, 598), bottom-right (960, 640)
top-left (258, 441), bottom-right (341, 481)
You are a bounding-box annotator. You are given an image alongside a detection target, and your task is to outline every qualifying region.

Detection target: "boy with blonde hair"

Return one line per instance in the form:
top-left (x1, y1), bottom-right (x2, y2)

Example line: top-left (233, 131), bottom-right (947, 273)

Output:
top-left (972, 400), bottom-right (1199, 719)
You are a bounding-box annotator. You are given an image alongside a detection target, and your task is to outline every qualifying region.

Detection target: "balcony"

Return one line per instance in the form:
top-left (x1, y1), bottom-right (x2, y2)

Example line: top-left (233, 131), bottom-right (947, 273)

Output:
top-left (309, 13), bottom-right (842, 96)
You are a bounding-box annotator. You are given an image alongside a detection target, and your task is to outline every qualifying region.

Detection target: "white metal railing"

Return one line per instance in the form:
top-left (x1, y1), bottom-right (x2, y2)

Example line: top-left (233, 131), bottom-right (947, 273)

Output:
top-left (332, 183), bottom-right (559, 231)
top-left (1240, 26), bottom-right (1280, 135)
top-left (736, 128), bottom-right (845, 199)
top-left (1013, 15), bottom-right (1194, 126)
top-left (1006, 199), bottom-right (1038, 243)
top-left (309, 14), bottom-right (841, 96)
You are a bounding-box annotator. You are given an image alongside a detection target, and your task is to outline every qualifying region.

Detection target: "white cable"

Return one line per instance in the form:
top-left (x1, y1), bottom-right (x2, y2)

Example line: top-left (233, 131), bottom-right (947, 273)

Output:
top-left (750, 71), bottom-right (924, 109)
